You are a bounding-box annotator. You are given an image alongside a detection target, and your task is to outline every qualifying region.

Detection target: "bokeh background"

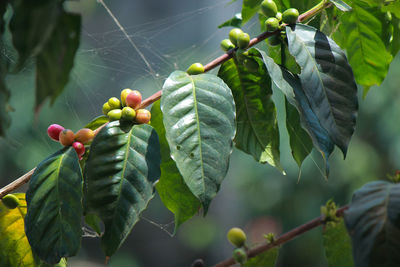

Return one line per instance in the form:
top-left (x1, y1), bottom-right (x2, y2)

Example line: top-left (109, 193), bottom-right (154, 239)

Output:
top-left (1, 0), bottom-right (399, 266)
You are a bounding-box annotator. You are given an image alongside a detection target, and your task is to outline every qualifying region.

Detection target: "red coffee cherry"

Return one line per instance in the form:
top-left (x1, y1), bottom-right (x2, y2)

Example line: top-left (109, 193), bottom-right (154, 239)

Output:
top-left (47, 124), bottom-right (65, 141)
top-left (126, 90), bottom-right (142, 109)
top-left (72, 141), bottom-right (85, 158)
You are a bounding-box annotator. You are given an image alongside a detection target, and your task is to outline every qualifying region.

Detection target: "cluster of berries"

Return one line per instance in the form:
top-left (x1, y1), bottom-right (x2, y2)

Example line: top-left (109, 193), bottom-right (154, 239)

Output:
top-left (102, 89), bottom-right (151, 124)
top-left (47, 124), bottom-right (94, 159)
top-left (227, 227), bottom-right (248, 264)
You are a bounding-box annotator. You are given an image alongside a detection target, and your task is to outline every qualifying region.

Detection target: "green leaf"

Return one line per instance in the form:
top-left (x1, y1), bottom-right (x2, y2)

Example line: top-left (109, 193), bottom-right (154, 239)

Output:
top-left (36, 11), bottom-right (81, 108)
top-left (9, 0), bottom-right (61, 69)
top-left (243, 247), bottom-right (279, 267)
top-left (151, 101), bottom-right (201, 233)
top-left (242, 0), bottom-right (262, 24)
top-left (84, 214), bottom-right (102, 236)
top-left (84, 115), bottom-right (109, 130)
top-left (25, 147), bottom-right (83, 264)
top-left (344, 181), bottom-right (400, 267)
top-left (0, 73), bottom-right (11, 136)
top-left (382, 2), bottom-right (400, 18)
top-left (286, 24), bottom-right (358, 157)
top-left (390, 17), bottom-right (400, 56)
top-left (161, 71), bottom-right (235, 212)
top-left (330, 0), bottom-right (352, 11)
top-left (218, 13), bottom-right (242, 28)
top-left (0, 1), bottom-right (7, 34)
top-left (323, 219), bottom-right (354, 267)
top-left (84, 121), bottom-right (160, 256)
top-left (218, 49), bottom-right (281, 169)
top-left (334, 2), bottom-right (392, 92)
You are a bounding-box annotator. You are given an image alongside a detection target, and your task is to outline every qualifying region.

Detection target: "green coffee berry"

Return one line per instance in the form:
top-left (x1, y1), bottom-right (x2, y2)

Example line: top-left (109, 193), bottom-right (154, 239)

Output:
top-left (232, 248), bottom-right (247, 264)
top-left (229, 28), bottom-right (244, 46)
top-left (107, 109), bottom-right (122, 121)
top-left (276, 12), bottom-right (282, 22)
top-left (187, 63), bottom-right (205, 75)
top-left (265, 17), bottom-right (280, 32)
top-left (108, 97), bottom-right (121, 110)
top-left (282, 8), bottom-right (299, 25)
top-left (261, 0), bottom-right (278, 17)
top-left (227, 227), bottom-right (247, 247)
top-left (121, 107), bottom-right (136, 121)
top-left (237, 32), bottom-right (250, 49)
top-left (102, 102), bottom-right (111, 115)
top-left (268, 35), bottom-right (281, 46)
top-left (220, 39), bottom-right (235, 52)
top-left (2, 194), bottom-right (20, 209)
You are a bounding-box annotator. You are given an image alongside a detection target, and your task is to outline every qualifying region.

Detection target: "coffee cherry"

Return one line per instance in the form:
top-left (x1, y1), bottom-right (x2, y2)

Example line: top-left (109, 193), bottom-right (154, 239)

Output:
top-left (186, 63), bottom-right (205, 75)
top-left (135, 109), bottom-right (151, 124)
top-left (276, 12), bottom-right (282, 22)
top-left (229, 28), bottom-right (244, 47)
top-left (227, 227), bottom-right (247, 247)
top-left (120, 88), bottom-right (132, 107)
top-left (282, 8), bottom-right (299, 24)
top-left (220, 39), bottom-right (235, 52)
top-left (237, 32), bottom-right (250, 49)
top-left (59, 129), bottom-right (75, 146)
top-left (74, 128), bottom-right (95, 144)
top-left (1, 194), bottom-right (20, 209)
top-left (72, 142), bottom-right (85, 158)
top-left (121, 107), bottom-right (136, 121)
top-left (261, 0), bottom-right (278, 17)
top-left (47, 124), bottom-right (65, 141)
top-left (107, 109), bottom-right (122, 121)
top-left (125, 90), bottom-right (142, 109)
top-left (102, 102), bottom-right (111, 115)
top-left (265, 17), bottom-right (280, 32)
top-left (108, 97), bottom-right (121, 110)
top-left (268, 34), bottom-right (281, 46)
top-left (232, 248), bottom-right (247, 264)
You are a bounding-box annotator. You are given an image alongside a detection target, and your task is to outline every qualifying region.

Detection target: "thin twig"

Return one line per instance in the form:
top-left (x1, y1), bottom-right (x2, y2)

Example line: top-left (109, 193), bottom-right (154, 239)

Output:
top-left (0, 168), bottom-right (36, 199)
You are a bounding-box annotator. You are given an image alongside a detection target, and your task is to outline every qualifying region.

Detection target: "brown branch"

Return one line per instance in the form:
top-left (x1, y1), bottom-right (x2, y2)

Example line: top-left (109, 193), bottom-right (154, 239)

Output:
top-left (213, 205), bottom-right (349, 267)
top-left (0, 168), bottom-right (36, 199)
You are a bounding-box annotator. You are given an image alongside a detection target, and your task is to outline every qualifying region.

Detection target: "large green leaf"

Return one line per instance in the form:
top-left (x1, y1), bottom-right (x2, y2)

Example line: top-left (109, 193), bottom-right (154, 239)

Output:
top-left (84, 121), bottom-right (160, 256)
top-left (218, 49), bottom-right (281, 169)
top-left (334, 2), bottom-right (392, 92)
top-left (36, 11), bottom-right (81, 108)
top-left (242, 0), bottom-right (262, 24)
top-left (381, 1), bottom-right (400, 19)
top-left (151, 101), bottom-right (200, 232)
top-left (243, 247), bottom-right (279, 267)
top-left (25, 147), bottom-right (83, 264)
top-left (161, 71), bottom-right (235, 212)
top-left (84, 115), bottom-right (109, 130)
top-left (323, 220), bottom-right (354, 267)
top-left (9, 0), bottom-right (61, 69)
top-left (344, 181), bottom-right (400, 267)
top-left (286, 24), bottom-right (358, 157)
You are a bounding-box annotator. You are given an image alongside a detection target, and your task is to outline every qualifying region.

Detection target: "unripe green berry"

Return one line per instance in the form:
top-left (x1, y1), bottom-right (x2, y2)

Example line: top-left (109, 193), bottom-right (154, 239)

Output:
top-left (227, 227), bottom-right (247, 247)
top-left (276, 12), bottom-right (282, 22)
top-left (121, 107), bottom-right (136, 121)
top-left (237, 32), bottom-right (250, 49)
top-left (268, 34), bottom-right (281, 46)
top-left (282, 8), bottom-right (299, 25)
top-left (229, 28), bottom-right (244, 46)
top-left (102, 102), bottom-right (111, 115)
top-left (59, 129), bottom-right (75, 146)
top-left (187, 63), bottom-right (205, 75)
top-left (232, 248), bottom-right (247, 264)
top-left (107, 109), bottom-right (122, 121)
top-left (261, 0), bottom-right (278, 17)
top-left (1, 194), bottom-right (20, 209)
top-left (120, 88), bottom-right (132, 106)
top-left (220, 39), bottom-right (235, 52)
top-left (265, 17), bottom-right (280, 32)
top-left (108, 97), bottom-right (121, 110)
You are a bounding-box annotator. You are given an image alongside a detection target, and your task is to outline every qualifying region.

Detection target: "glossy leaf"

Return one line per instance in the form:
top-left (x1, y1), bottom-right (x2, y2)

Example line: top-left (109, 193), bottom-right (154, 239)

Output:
top-left (84, 115), bottom-right (109, 131)
top-left (242, 0), bottom-right (262, 24)
top-left (344, 181), bottom-right (400, 267)
top-left (286, 24), bottom-right (358, 157)
top-left (25, 147), bottom-right (83, 264)
top-left (161, 71), bottom-right (235, 212)
top-left (84, 121), bottom-right (160, 256)
top-left (36, 11), bottom-right (81, 108)
top-left (218, 49), bottom-right (281, 169)
top-left (323, 220), bottom-right (354, 267)
top-left (243, 247), bottom-right (279, 267)
top-left (218, 13), bottom-right (242, 28)
top-left (330, 0), bottom-right (352, 11)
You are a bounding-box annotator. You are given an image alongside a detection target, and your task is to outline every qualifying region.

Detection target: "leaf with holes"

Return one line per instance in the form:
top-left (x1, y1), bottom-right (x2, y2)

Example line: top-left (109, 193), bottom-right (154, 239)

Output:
top-left (286, 24), bottom-right (358, 157)
top-left (323, 220), bottom-right (354, 267)
top-left (345, 181), bottom-right (400, 267)
top-left (25, 147), bottom-right (83, 264)
top-left (218, 49), bottom-right (281, 170)
top-left (84, 121), bottom-right (161, 256)
top-left (161, 71), bottom-right (235, 212)
top-left (151, 101), bottom-right (201, 233)
top-left (243, 247), bottom-right (279, 267)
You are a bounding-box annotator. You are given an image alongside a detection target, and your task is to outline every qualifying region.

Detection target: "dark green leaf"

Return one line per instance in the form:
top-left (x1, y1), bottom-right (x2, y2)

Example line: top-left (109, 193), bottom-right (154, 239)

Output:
top-left (323, 219), bottom-right (354, 267)
top-left (218, 49), bottom-right (282, 170)
top-left (84, 214), bottom-right (102, 236)
top-left (84, 115), bottom-right (109, 130)
top-left (0, 72), bottom-right (11, 136)
top-left (243, 247), bottom-right (279, 267)
top-left (390, 17), bottom-right (400, 56)
top-left (345, 181), bottom-right (400, 267)
top-left (286, 24), bottom-right (358, 157)
top-left (0, 1), bottom-right (7, 34)
top-left (151, 101), bottom-right (201, 233)
top-left (218, 13), bottom-right (242, 28)
top-left (330, 0), bottom-right (352, 11)
top-left (242, 0), bottom-right (262, 24)
top-left (84, 121), bottom-right (160, 256)
top-left (25, 147), bottom-right (83, 264)
top-left (9, 0), bottom-right (61, 69)
top-left (36, 11), bottom-right (81, 108)
top-left (161, 71), bottom-right (235, 212)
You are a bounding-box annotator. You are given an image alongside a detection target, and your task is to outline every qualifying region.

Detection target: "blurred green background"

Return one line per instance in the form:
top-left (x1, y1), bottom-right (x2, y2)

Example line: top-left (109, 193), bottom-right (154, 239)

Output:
top-left (1, 0), bottom-right (399, 266)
